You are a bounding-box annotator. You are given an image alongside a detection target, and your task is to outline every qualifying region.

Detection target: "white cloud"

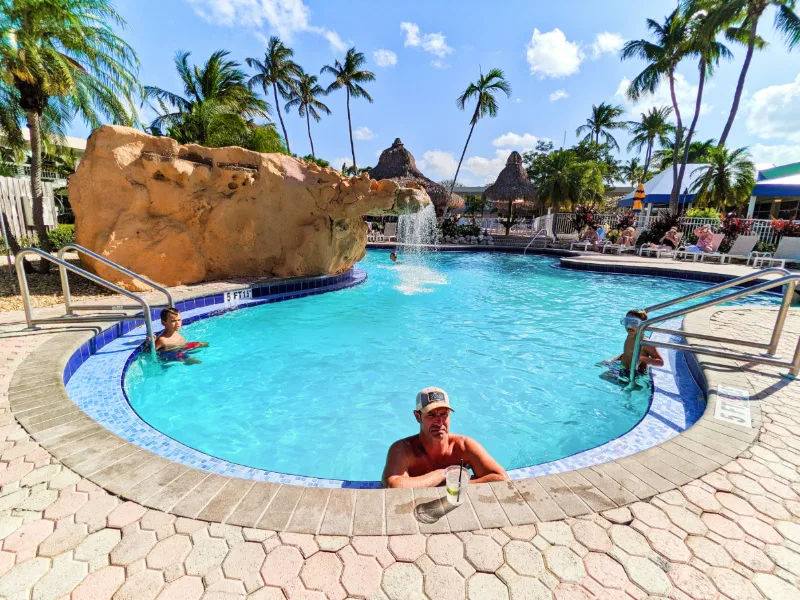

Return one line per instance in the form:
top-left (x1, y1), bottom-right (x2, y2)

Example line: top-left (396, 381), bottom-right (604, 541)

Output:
top-left (373, 49), bottom-right (397, 67)
top-left (549, 89), bottom-right (569, 102)
top-left (525, 28), bottom-right (584, 79)
top-left (417, 150), bottom-right (458, 179)
top-left (514, 98), bottom-right (522, 103)
top-left (746, 74), bottom-right (800, 142)
top-left (615, 74), bottom-right (712, 120)
top-left (353, 126), bottom-right (375, 141)
top-left (186, 0), bottom-right (347, 51)
top-left (333, 157), bottom-right (352, 169)
top-left (464, 150), bottom-right (509, 182)
top-left (591, 32), bottom-right (625, 59)
top-left (492, 133), bottom-right (538, 151)
top-left (750, 143), bottom-right (800, 166)
top-left (400, 21), bottom-right (453, 58)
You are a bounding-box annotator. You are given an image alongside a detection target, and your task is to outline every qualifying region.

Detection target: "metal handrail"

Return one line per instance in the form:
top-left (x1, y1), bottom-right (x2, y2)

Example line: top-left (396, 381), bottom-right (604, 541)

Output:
top-left (523, 229), bottom-right (550, 255)
top-left (628, 270), bottom-right (800, 385)
top-left (58, 244), bottom-right (174, 314)
top-left (15, 248), bottom-right (156, 355)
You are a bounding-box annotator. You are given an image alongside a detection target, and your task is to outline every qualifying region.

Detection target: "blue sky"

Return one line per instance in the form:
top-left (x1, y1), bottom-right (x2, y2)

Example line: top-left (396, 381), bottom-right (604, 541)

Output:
top-left (71, 0), bottom-right (800, 185)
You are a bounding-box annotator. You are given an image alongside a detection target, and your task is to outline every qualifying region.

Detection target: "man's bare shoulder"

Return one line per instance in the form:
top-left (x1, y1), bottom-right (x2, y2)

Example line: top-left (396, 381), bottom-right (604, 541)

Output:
top-left (388, 435), bottom-right (422, 455)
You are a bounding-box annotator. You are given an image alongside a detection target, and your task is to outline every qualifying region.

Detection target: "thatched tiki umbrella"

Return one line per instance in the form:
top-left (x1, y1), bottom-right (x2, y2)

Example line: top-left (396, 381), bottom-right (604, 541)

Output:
top-left (370, 138), bottom-right (457, 217)
top-left (483, 151), bottom-right (537, 235)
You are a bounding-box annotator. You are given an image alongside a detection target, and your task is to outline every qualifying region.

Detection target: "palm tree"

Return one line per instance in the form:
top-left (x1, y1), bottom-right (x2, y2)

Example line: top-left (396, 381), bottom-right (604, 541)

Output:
top-left (534, 150), bottom-right (604, 221)
top-left (0, 0), bottom-right (139, 261)
top-left (654, 137), bottom-right (716, 171)
top-left (285, 71), bottom-right (331, 159)
top-left (449, 68), bottom-right (512, 217)
top-left (699, 0), bottom-right (800, 148)
top-left (575, 103), bottom-right (628, 149)
top-left (690, 145), bottom-right (756, 209)
top-left (146, 50), bottom-right (270, 147)
top-left (675, 7), bottom-right (734, 209)
top-left (621, 158), bottom-right (645, 186)
top-left (626, 106), bottom-right (675, 180)
top-left (622, 8), bottom-right (692, 210)
top-left (321, 47), bottom-right (375, 173)
top-left (247, 37), bottom-right (301, 154)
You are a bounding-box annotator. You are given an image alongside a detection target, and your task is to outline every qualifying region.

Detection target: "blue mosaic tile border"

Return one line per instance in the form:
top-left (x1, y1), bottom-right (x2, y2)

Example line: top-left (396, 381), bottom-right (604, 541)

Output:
top-left (63, 261), bottom-right (706, 488)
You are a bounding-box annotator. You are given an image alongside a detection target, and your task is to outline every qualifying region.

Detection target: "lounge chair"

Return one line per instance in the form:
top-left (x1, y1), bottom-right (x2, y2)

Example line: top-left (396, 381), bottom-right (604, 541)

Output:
top-left (699, 235), bottom-right (758, 265)
top-left (639, 232), bottom-right (683, 258)
top-left (383, 222), bottom-right (397, 242)
top-left (569, 227), bottom-right (605, 251)
top-left (751, 236), bottom-right (800, 268)
top-left (673, 233), bottom-right (725, 262)
top-left (601, 231), bottom-right (640, 255)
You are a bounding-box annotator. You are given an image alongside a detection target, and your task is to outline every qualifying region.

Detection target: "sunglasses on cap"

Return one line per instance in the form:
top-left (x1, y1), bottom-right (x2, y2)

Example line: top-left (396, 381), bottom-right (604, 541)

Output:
top-left (620, 316), bottom-right (643, 329)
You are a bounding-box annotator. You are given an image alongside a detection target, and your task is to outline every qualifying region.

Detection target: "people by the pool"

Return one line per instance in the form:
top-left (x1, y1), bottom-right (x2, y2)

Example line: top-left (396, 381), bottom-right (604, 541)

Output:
top-left (389, 251), bottom-right (399, 263)
top-left (607, 309), bottom-right (664, 374)
top-left (155, 308), bottom-right (208, 364)
top-left (381, 387), bottom-right (509, 488)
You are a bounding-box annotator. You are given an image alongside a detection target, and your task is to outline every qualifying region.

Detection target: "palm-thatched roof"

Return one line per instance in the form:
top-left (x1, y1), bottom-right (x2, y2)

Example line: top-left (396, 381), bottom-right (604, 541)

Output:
top-left (483, 151), bottom-right (537, 205)
top-left (370, 138), bottom-right (453, 212)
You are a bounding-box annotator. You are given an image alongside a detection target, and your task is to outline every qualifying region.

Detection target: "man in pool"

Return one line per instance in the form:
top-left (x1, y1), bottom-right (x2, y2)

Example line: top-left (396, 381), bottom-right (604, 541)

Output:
top-left (155, 308), bottom-right (208, 364)
top-left (381, 387), bottom-right (509, 488)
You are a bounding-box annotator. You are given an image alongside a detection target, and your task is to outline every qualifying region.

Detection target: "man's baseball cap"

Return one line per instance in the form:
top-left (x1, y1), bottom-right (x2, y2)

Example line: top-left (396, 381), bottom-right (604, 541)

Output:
top-left (416, 387), bottom-right (454, 414)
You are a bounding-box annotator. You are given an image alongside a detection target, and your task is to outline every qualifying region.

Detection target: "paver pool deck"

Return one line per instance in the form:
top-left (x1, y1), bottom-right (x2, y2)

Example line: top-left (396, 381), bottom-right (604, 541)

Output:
top-left (1, 252), bottom-right (800, 599)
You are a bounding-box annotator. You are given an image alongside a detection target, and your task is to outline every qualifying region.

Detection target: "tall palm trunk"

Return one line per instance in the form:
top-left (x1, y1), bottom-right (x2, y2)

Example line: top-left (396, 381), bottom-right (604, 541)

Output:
top-left (667, 69), bottom-right (684, 211)
top-left (676, 60), bottom-right (706, 204)
top-left (26, 111), bottom-right (51, 273)
top-left (643, 139), bottom-right (653, 182)
top-left (272, 82), bottom-right (291, 154)
top-left (306, 110), bottom-right (315, 158)
top-left (718, 12), bottom-right (759, 148)
top-left (447, 105), bottom-right (480, 219)
top-left (346, 88), bottom-right (357, 174)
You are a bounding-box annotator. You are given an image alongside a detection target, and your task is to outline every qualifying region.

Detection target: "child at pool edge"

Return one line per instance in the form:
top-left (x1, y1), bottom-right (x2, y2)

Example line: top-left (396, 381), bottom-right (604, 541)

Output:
top-left (155, 307), bottom-right (208, 364)
top-left (607, 309), bottom-right (664, 375)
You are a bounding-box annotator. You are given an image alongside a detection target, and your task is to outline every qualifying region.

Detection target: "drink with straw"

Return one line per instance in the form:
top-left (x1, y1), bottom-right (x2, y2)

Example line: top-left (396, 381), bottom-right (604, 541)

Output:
top-left (445, 463), bottom-right (469, 505)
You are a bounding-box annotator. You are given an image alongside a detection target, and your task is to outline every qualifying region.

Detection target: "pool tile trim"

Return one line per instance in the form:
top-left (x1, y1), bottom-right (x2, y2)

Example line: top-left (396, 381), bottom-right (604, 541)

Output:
top-left (8, 257), bottom-right (762, 534)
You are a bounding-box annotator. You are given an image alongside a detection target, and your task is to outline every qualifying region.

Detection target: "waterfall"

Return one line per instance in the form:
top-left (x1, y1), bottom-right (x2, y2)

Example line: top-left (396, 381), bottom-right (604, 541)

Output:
top-left (396, 204), bottom-right (439, 248)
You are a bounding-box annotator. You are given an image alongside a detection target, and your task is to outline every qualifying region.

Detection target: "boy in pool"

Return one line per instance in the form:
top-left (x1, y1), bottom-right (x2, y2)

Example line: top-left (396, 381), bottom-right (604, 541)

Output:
top-left (606, 309), bottom-right (664, 375)
top-left (155, 308), bottom-right (208, 364)
top-left (390, 251), bottom-right (400, 263)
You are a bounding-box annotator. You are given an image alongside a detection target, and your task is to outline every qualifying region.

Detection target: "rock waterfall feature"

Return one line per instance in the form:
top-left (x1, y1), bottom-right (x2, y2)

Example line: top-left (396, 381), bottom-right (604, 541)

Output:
top-left (68, 126), bottom-right (429, 289)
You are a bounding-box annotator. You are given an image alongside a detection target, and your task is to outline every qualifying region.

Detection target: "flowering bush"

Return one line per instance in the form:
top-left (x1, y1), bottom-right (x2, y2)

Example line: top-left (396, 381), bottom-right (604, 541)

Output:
top-left (771, 217), bottom-right (800, 238)
top-left (719, 212), bottom-right (753, 252)
top-left (571, 204), bottom-right (598, 233)
top-left (612, 211), bottom-right (636, 231)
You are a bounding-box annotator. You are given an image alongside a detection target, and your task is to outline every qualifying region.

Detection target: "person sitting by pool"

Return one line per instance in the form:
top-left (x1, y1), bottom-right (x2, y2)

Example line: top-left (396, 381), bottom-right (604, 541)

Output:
top-left (381, 387), bottom-right (509, 488)
top-left (648, 227), bottom-right (680, 250)
top-left (578, 225), bottom-right (599, 244)
top-left (619, 227), bottom-right (636, 247)
top-left (606, 309), bottom-right (664, 375)
top-left (155, 308), bottom-right (208, 364)
top-left (686, 225), bottom-right (715, 253)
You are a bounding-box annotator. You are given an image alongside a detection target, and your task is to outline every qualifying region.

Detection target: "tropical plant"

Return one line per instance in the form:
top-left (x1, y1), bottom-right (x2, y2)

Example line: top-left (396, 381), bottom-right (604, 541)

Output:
top-left (247, 37), bottom-right (301, 154)
top-left (620, 158), bottom-right (645, 186)
top-left (719, 211), bottom-right (753, 251)
top-left (622, 8), bottom-right (692, 210)
top-left (695, 0), bottom-right (800, 148)
top-left (575, 102), bottom-right (627, 150)
top-left (690, 146), bottom-right (757, 209)
top-left (627, 106), bottom-right (675, 180)
top-left (532, 150), bottom-right (604, 227)
top-left (448, 68), bottom-right (512, 217)
top-left (301, 154), bottom-right (330, 168)
top-left (146, 50), bottom-right (271, 149)
top-left (636, 208), bottom-right (684, 245)
top-left (674, 6), bottom-right (734, 214)
top-left (46, 223), bottom-right (74, 250)
top-left (654, 137), bottom-right (716, 171)
top-left (613, 212), bottom-right (638, 231)
top-left (571, 140), bottom-right (622, 185)
top-left (0, 0), bottom-right (140, 263)
top-left (285, 71), bottom-right (331, 159)
top-left (464, 194), bottom-right (490, 219)
top-left (570, 204), bottom-right (599, 232)
top-left (321, 47), bottom-right (375, 174)
top-left (771, 217), bottom-right (800, 237)
top-left (686, 206), bottom-right (723, 219)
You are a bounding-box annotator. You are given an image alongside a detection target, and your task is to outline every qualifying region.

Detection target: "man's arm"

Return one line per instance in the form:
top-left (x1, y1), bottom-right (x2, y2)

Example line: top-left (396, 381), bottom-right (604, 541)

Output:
top-left (464, 438), bottom-right (509, 483)
top-left (381, 441), bottom-right (445, 489)
top-left (641, 345), bottom-right (664, 367)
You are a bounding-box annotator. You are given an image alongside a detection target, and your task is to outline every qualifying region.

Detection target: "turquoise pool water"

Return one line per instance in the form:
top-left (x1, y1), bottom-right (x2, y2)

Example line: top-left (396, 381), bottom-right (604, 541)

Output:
top-left (124, 251), bottom-right (775, 482)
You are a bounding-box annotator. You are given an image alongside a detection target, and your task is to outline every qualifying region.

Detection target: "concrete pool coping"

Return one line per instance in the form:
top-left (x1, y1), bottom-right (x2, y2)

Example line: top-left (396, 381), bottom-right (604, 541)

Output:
top-left (7, 253), bottom-right (769, 535)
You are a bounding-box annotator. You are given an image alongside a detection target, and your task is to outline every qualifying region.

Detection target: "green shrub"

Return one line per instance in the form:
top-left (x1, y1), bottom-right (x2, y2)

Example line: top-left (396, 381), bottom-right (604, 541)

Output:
top-left (47, 224), bottom-right (75, 250)
top-left (458, 224), bottom-right (482, 237)
top-left (685, 207), bottom-right (721, 220)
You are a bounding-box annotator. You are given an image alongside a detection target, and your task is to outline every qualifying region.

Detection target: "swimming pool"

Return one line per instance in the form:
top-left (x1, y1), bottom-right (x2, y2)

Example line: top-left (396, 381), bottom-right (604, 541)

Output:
top-left (121, 251), bottom-right (775, 483)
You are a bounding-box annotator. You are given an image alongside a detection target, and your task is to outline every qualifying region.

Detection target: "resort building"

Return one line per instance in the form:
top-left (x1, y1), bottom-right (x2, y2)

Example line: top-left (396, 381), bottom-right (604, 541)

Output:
top-left (748, 162), bottom-right (800, 219)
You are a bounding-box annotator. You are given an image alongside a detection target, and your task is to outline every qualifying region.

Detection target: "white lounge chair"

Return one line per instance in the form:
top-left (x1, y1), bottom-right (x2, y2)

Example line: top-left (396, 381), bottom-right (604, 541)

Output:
top-left (639, 233), bottom-right (683, 258)
top-left (383, 222), bottom-right (397, 242)
top-left (602, 231), bottom-right (640, 255)
top-left (700, 235), bottom-right (758, 265)
top-left (570, 228), bottom-right (606, 251)
top-left (752, 236), bottom-right (800, 268)
top-left (673, 233), bottom-right (725, 262)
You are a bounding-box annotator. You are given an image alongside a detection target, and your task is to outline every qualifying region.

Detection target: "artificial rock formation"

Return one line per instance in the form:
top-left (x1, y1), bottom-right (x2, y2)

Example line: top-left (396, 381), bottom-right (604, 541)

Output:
top-left (69, 126), bottom-right (429, 288)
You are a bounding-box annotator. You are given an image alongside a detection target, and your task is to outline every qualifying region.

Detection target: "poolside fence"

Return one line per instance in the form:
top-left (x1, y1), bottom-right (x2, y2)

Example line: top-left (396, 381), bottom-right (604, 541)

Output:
top-left (0, 176), bottom-right (58, 242)
top-left (470, 213), bottom-right (786, 247)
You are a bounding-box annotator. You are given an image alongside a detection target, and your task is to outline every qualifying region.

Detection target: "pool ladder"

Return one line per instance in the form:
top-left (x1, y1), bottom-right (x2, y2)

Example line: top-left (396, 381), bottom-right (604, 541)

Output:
top-left (15, 244), bottom-right (173, 355)
top-left (523, 229), bottom-right (551, 255)
top-left (627, 267), bottom-right (800, 383)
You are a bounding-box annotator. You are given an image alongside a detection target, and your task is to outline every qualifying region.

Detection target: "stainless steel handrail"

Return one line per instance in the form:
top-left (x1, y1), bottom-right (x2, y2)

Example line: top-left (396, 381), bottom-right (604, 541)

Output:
top-left (15, 248), bottom-right (157, 356)
top-left (523, 229), bottom-right (550, 255)
top-left (628, 271), bottom-right (800, 385)
top-left (58, 244), bottom-right (174, 314)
